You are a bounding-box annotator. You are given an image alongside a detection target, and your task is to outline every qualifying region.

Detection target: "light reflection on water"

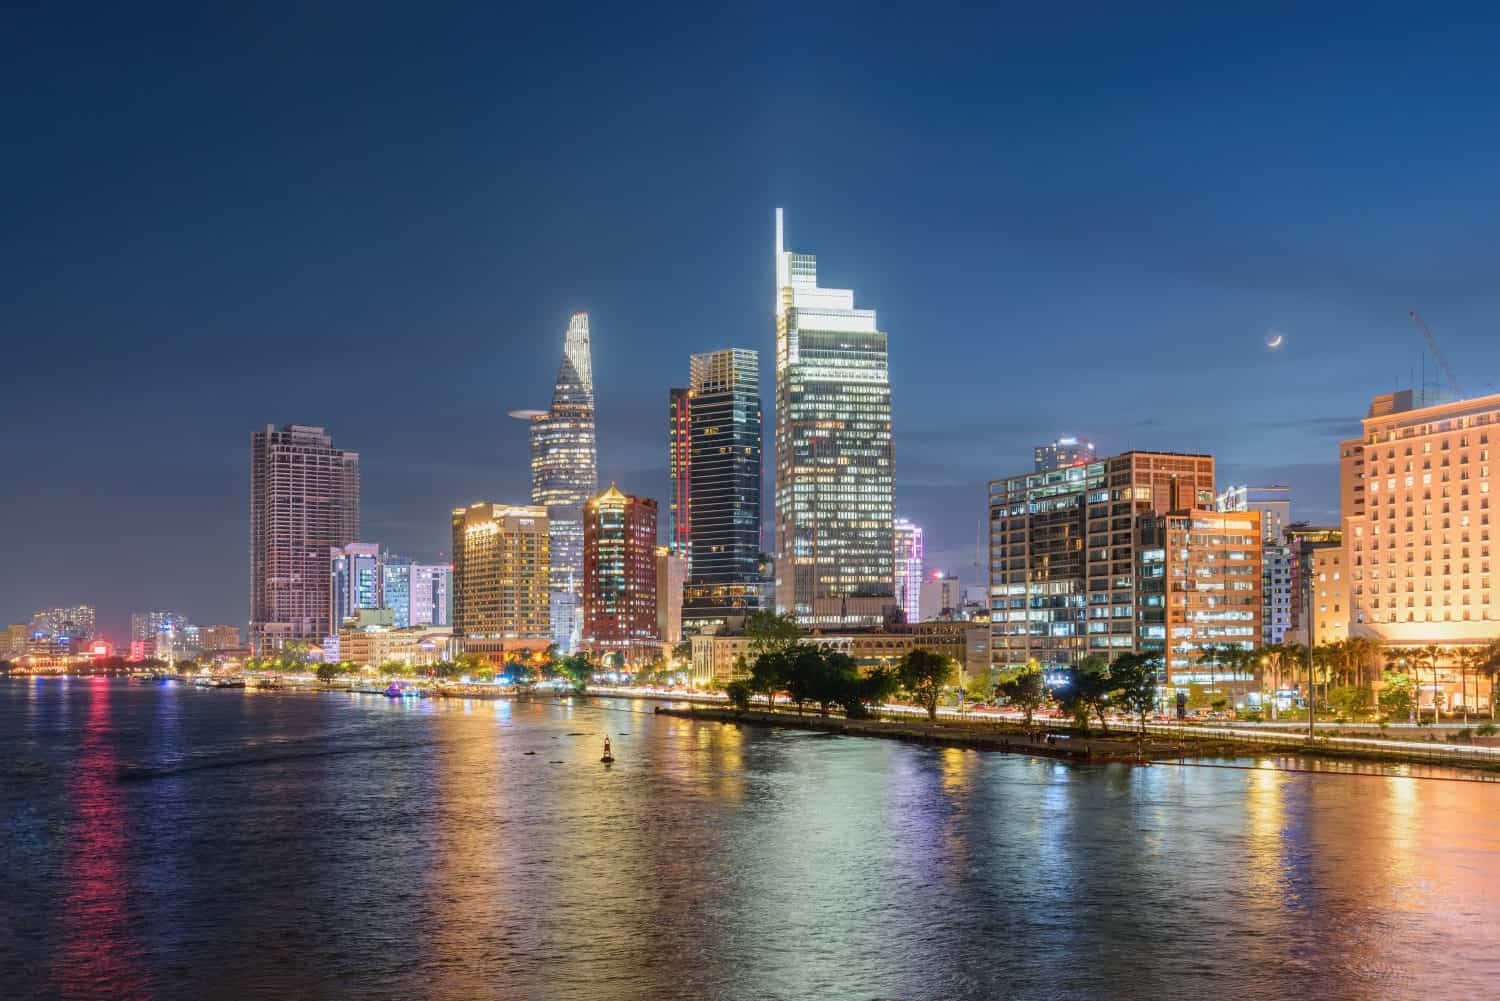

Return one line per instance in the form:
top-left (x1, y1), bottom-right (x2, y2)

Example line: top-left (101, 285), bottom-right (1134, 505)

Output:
top-left (2, 680), bottom-right (1498, 1000)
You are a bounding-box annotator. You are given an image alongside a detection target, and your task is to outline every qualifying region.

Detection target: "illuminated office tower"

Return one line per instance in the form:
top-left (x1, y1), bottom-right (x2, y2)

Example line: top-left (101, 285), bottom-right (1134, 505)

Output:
top-left (581, 485), bottom-right (660, 665)
top-left (249, 425), bottom-right (359, 651)
top-left (989, 450), bottom-right (1216, 670)
top-left (512, 313), bottom-right (597, 652)
top-left (773, 209), bottom-right (894, 627)
top-left (450, 503), bottom-right (551, 663)
top-left (1034, 436), bottom-right (1095, 472)
top-left (670, 348), bottom-right (764, 631)
top-left (330, 543), bottom-right (383, 631)
top-left (893, 519), bottom-right (924, 623)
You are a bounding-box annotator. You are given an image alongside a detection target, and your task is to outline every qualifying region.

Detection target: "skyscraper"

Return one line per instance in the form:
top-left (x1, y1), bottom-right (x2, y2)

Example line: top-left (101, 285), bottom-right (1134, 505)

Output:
top-left (1034, 436), bottom-right (1095, 472)
top-left (670, 348), bottom-right (764, 630)
top-left (249, 425), bottom-right (359, 651)
top-left (893, 518), bottom-right (924, 623)
top-left (450, 503), bottom-right (551, 663)
top-left (330, 542), bottom-right (383, 632)
top-left (773, 209), bottom-right (895, 628)
top-left (581, 485), bottom-right (660, 664)
top-left (512, 313), bottom-right (598, 652)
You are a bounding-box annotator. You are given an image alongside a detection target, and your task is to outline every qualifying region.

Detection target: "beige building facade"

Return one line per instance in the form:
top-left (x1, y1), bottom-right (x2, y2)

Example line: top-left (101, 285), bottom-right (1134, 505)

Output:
top-left (451, 503), bottom-right (552, 662)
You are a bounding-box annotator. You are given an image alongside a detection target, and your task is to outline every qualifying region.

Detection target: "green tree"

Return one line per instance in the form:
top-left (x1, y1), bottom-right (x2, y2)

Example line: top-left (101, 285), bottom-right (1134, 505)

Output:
top-left (1379, 671), bottom-right (1414, 718)
top-left (556, 654), bottom-right (593, 691)
top-left (315, 662), bottom-right (340, 685)
top-left (748, 650), bottom-right (790, 710)
top-left (897, 649), bottom-right (955, 721)
top-left (1110, 653), bottom-right (1161, 753)
top-left (746, 610), bottom-right (801, 659)
top-left (1327, 684), bottom-right (1371, 719)
top-left (509, 661), bottom-right (537, 686)
top-left (844, 665), bottom-right (900, 719)
top-left (724, 679), bottom-right (752, 712)
top-left (995, 666), bottom-right (1047, 729)
top-left (1057, 654), bottom-right (1115, 734)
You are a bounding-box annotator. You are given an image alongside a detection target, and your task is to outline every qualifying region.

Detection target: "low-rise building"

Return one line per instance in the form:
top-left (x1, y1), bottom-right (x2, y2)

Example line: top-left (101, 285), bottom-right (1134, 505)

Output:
top-left (336, 625), bottom-right (453, 669)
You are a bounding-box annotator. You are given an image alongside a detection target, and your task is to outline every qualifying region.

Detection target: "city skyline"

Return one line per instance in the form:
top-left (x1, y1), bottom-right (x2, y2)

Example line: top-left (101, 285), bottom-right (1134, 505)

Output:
top-left (9, 8), bottom-right (1500, 639)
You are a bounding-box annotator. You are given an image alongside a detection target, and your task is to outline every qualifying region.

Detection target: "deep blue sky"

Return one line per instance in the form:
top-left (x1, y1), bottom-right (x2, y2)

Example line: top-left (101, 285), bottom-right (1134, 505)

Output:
top-left (5, 3), bottom-right (1500, 640)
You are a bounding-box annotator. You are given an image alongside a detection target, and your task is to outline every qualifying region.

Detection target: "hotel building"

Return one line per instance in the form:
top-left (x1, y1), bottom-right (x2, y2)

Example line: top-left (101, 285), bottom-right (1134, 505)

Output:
top-left (1342, 390), bottom-right (1500, 708)
top-left (773, 209), bottom-right (895, 627)
top-left (450, 503), bottom-right (551, 663)
top-left (581, 486), bottom-right (660, 665)
top-left (249, 425), bottom-right (359, 651)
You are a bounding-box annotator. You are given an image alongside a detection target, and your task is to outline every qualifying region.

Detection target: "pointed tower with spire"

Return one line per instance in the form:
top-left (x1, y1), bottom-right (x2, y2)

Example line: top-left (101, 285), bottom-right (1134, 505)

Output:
top-left (510, 312), bottom-right (599, 652)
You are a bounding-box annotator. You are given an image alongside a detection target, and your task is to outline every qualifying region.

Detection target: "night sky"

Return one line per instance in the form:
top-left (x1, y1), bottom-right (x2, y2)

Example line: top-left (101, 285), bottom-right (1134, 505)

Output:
top-left (6, 4), bottom-right (1500, 640)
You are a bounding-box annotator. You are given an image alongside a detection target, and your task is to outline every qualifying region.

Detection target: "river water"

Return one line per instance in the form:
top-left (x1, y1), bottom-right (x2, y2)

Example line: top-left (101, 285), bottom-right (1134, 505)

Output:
top-left (2, 678), bottom-right (1498, 1000)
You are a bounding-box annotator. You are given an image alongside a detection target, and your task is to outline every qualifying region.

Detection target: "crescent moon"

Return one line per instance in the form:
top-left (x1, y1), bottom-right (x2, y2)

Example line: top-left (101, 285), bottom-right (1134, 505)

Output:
top-left (1267, 334), bottom-right (1284, 349)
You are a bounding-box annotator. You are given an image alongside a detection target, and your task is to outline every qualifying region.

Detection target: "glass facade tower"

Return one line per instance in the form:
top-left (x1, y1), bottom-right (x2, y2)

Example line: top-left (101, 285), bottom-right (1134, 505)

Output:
top-left (512, 313), bottom-right (598, 652)
top-left (893, 518), bottom-right (924, 623)
top-left (773, 209), bottom-right (894, 627)
top-left (670, 348), bottom-right (764, 630)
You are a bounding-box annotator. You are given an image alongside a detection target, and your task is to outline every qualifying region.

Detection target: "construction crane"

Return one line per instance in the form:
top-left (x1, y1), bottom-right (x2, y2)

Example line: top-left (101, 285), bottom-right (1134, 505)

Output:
top-left (1409, 310), bottom-right (1463, 398)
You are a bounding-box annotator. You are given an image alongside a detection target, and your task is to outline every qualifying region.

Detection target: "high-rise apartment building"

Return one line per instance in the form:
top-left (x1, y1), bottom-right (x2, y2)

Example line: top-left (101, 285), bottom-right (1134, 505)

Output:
top-left (1035, 436), bottom-right (1095, 472)
top-left (581, 486), bottom-right (660, 664)
top-left (989, 450), bottom-right (1216, 670)
top-left (249, 425), bottom-right (359, 651)
top-left (893, 518), bottom-right (924, 624)
top-left (409, 562), bottom-right (451, 627)
top-left (32, 605), bottom-right (96, 644)
top-left (772, 209), bottom-right (894, 628)
top-left (1342, 388), bottom-right (1500, 652)
top-left (450, 503), bottom-right (551, 663)
top-left (330, 543), bottom-right (383, 632)
top-left (512, 314), bottom-right (598, 653)
top-left (669, 348), bottom-right (764, 631)
top-left (131, 610), bottom-right (189, 643)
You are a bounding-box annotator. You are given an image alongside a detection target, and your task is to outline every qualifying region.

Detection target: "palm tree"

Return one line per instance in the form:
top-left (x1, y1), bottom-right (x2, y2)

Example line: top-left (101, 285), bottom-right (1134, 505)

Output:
top-left (1284, 642), bottom-right (1309, 715)
top-left (1482, 639), bottom-right (1500, 721)
top-left (1456, 646), bottom-right (1489, 726)
top-left (1414, 643), bottom-right (1446, 724)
